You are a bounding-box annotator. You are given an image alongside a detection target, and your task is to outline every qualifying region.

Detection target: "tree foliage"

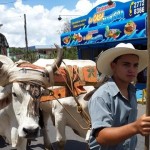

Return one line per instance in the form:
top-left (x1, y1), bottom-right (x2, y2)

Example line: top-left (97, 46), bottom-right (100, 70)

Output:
top-left (62, 20), bottom-right (71, 33)
top-left (9, 19), bottom-right (78, 62)
top-left (63, 47), bottom-right (78, 59)
top-left (9, 46), bottom-right (78, 62)
top-left (57, 19), bottom-right (71, 34)
top-left (9, 47), bottom-right (37, 63)
top-left (59, 20), bottom-right (78, 59)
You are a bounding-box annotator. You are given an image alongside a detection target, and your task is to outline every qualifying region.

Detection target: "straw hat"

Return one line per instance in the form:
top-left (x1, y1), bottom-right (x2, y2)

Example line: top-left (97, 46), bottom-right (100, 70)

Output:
top-left (96, 43), bottom-right (148, 76)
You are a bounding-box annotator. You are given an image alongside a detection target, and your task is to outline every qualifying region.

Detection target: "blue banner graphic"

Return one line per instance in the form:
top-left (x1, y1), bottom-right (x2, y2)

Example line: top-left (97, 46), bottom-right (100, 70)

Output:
top-left (61, 0), bottom-right (147, 47)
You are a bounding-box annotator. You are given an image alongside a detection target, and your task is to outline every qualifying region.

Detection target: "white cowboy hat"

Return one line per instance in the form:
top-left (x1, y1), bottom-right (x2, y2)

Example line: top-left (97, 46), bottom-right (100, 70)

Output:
top-left (96, 43), bottom-right (148, 76)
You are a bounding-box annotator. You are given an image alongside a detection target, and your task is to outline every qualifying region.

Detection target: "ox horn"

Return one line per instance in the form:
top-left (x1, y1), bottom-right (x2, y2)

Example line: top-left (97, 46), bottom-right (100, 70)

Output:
top-left (45, 44), bottom-right (63, 73)
top-left (44, 44), bottom-right (63, 86)
top-left (51, 44), bottom-right (63, 72)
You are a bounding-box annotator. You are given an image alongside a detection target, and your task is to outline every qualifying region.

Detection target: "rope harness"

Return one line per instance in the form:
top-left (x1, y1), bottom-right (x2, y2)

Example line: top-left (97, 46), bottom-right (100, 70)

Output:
top-left (52, 63), bottom-right (92, 130)
top-left (16, 82), bottom-right (43, 117)
top-left (0, 60), bottom-right (54, 88)
top-left (27, 83), bottom-right (42, 117)
top-left (1, 59), bottom-right (94, 130)
top-left (0, 61), bottom-right (54, 118)
top-left (48, 65), bottom-right (109, 131)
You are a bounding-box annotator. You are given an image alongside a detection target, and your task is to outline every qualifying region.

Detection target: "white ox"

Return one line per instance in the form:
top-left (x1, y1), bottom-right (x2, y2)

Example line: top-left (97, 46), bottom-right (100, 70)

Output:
top-left (0, 83), bottom-right (40, 150)
top-left (34, 59), bottom-right (97, 150)
top-left (0, 45), bottom-right (63, 150)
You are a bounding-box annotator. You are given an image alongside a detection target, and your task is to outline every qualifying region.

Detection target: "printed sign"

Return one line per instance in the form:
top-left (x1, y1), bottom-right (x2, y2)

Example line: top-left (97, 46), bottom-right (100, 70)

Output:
top-left (61, 0), bottom-right (147, 47)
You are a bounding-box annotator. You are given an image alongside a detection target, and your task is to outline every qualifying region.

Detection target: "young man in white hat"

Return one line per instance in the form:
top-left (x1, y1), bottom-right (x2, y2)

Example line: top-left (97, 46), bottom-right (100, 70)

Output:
top-left (88, 43), bottom-right (150, 150)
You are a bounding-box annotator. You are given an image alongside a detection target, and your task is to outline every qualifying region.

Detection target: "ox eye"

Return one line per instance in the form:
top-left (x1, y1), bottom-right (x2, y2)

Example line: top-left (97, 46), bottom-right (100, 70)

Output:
top-left (12, 92), bottom-right (17, 97)
top-left (17, 112), bottom-right (21, 116)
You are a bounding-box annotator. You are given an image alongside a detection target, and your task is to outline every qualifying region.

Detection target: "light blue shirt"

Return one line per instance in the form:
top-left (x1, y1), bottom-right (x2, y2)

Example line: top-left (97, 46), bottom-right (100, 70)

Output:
top-left (88, 78), bottom-right (137, 150)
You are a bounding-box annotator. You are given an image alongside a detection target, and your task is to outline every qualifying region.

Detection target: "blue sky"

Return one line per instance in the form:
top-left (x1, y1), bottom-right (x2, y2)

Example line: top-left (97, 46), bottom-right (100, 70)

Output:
top-left (0, 0), bottom-right (98, 12)
top-left (24, 0), bottom-right (97, 10)
top-left (0, 0), bottom-right (79, 10)
top-left (22, 0), bottom-right (77, 10)
top-left (0, 0), bottom-right (130, 47)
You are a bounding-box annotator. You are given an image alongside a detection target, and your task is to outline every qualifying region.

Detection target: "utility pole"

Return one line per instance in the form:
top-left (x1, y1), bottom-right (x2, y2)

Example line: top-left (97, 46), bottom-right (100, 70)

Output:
top-left (145, 0), bottom-right (150, 149)
top-left (24, 14), bottom-right (29, 53)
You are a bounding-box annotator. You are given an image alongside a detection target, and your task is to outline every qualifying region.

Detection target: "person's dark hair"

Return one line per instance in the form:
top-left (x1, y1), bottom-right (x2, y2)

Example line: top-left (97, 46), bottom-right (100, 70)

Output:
top-left (112, 54), bottom-right (139, 63)
top-left (112, 56), bottom-right (122, 63)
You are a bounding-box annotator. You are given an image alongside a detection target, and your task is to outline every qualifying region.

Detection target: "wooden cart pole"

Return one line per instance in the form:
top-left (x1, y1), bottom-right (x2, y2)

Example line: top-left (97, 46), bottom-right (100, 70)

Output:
top-left (145, 0), bottom-right (150, 149)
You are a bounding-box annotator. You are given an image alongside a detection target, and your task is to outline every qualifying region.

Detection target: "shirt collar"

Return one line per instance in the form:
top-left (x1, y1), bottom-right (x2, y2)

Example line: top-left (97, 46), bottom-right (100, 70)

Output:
top-left (106, 78), bottom-right (136, 97)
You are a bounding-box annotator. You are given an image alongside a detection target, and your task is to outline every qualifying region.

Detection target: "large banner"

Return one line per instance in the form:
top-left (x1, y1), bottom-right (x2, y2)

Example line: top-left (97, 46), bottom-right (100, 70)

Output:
top-left (61, 0), bottom-right (147, 47)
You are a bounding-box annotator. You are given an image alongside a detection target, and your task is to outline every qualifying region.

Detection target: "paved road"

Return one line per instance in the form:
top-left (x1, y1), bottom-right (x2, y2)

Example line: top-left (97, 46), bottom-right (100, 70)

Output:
top-left (135, 104), bottom-right (146, 150)
top-left (0, 104), bottom-right (147, 150)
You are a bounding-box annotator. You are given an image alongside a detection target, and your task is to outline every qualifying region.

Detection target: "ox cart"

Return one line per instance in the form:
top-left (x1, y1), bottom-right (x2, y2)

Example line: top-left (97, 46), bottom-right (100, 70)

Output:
top-left (38, 59), bottom-right (99, 102)
top-left (34, 58), bottom-right (147, 150)
top-left (33, 59), bottom-right (101, 150)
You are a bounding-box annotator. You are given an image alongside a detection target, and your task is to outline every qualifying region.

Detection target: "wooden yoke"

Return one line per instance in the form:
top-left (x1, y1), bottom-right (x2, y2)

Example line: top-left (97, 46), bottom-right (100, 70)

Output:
top-left (40, 65), bottom-right (98, 102)
top-left (40, 86), bottom-right (68, 102)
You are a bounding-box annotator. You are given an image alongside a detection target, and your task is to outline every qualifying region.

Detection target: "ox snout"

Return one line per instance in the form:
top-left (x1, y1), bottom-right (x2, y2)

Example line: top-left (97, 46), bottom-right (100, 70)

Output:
top-left (23, 127), bottom-right (40, 139)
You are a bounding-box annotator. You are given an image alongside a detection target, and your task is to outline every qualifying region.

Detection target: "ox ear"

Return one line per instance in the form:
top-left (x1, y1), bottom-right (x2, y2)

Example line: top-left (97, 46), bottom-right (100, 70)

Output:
top-left (0, 84), bottom-right (12, 109)
top-left (0, 97), bottom-right (12, 110)
top-left (0, 55), bottom-right (14, 86)
top-left (0, 55), bottom-right (14, 64)
top-left (0, 61), bottom-right (3, 67)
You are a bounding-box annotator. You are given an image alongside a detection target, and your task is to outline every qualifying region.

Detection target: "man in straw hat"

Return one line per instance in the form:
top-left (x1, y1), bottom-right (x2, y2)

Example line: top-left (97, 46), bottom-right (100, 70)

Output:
top-left (88, 43), bottom-right (150, 150)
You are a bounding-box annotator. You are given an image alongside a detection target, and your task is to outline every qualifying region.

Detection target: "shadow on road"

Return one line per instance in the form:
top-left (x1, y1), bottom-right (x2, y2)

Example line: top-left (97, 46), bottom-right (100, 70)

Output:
top-left (0, 136), bottom-right (9, 148)
top-left (28, 139), bottom-right (88, 150)
top-left (64, 140), bottom-right (88, 150)
top-left (0, 136), bottom-right (88, 150)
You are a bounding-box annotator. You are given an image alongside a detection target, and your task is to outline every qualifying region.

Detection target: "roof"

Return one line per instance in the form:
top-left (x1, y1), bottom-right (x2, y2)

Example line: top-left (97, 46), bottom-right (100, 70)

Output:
top-left (29, 45), bottom-right (55, 51)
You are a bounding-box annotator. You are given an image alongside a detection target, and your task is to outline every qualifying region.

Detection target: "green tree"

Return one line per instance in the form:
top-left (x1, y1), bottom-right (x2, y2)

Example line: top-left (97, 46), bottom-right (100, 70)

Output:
top-left (58, 20), bottom-right (78, 59)
top-left (57, 19), bottom-right (71, 34)
top-left (9, 47), bottom-right (37, 63)
top-left (63, 47), bottom-right (78, 59)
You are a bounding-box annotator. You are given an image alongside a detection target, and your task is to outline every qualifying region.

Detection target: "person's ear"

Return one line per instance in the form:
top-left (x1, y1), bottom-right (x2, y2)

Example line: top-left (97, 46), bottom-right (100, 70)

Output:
top-left (110, 62), bottom-right (114, 69)
top-left (110, 62), bottom-right (116, 72)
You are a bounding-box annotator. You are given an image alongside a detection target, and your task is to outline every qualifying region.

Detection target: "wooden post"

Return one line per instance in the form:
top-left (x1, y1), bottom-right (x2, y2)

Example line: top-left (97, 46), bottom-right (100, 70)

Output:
top-left (145, 0), bottom-right (150, 149)
top-left (24, 14), bottom-right (29, 53)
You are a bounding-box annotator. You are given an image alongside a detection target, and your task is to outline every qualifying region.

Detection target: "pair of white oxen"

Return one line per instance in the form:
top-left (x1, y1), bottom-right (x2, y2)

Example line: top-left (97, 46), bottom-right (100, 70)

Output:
top-left (0, 47), bottom-right (95, 150)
